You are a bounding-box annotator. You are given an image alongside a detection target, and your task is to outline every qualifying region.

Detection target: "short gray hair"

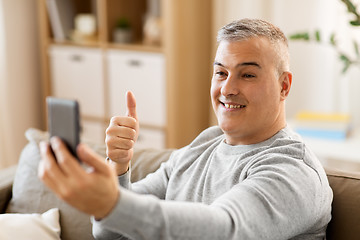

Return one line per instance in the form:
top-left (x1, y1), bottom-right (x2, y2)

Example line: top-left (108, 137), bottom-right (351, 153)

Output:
top-left (217, 18), bottom-right (290, 74)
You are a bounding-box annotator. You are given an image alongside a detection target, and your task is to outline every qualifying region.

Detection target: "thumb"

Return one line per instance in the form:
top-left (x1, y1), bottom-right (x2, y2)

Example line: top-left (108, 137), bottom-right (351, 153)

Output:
top-left (125, 91), bottom-right (138, 120)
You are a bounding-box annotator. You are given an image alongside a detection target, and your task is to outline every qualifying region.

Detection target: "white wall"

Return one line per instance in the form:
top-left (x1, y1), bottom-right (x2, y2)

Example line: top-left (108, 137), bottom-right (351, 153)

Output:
top-left (271, 0), bottom-right (360, 124)
top-left (212, 0), bottom-right (360, 126)
top-left (0, 0), bottom-right (42, 168)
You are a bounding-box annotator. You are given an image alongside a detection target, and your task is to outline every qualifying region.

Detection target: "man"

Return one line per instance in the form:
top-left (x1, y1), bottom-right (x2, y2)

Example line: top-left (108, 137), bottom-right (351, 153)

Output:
top-left (39, 18), bottom-right (333, 239)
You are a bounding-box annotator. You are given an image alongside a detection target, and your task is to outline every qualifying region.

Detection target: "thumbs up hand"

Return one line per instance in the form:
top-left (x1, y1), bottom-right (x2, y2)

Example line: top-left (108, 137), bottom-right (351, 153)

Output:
top-left (105, 91), bottom-right (139, 175)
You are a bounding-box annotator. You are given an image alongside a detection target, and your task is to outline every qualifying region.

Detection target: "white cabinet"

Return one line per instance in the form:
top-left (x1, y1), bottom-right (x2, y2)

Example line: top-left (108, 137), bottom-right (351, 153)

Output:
top-left (107, 50), bottom-right (166, 127)
top-left (49, 46), bottom-right (105, 117)
top-left (107, 50), bottom-right (166, 148)
top-left (48, 46), bottom-right (166, 148)
top-left (136, 128), bottom-right (166, 149)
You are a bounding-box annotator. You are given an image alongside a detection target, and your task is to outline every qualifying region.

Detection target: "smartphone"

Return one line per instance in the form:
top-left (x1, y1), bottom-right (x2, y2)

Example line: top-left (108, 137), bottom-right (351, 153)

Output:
top-left (47, 97), bottom-right (80, 159)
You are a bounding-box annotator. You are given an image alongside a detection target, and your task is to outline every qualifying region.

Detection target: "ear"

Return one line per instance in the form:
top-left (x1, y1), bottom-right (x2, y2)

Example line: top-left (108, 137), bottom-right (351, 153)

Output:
top-left (280, 71), bottom-right (292, 100)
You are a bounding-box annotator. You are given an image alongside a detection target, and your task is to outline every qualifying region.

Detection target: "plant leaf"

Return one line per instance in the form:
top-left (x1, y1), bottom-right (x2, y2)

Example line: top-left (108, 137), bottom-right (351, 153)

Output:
top-left (341, 0), bottom-right (358, 15)
top-left (340, 54), bottom-right (350, 62)
top-left (289, 33), bottom-right (310, 41)
top-left (339, 54), bottom-right (351, 74)
top-left (350, 20), bottom-right (360, 26)
top-left (342, 62), bottom-right (351, 73)
top-left (330, 33), bottom-right (337, 46)
top-left (315, 30), bottom-right (321, 42)
top-left (354, 41), bottom-right (359, 56)
top-left (340, 0), bottom-right (360, 26)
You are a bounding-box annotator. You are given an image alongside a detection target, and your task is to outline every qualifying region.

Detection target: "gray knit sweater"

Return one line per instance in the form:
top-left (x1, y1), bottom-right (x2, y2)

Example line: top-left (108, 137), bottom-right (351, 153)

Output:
top-left (93, 126), bottom-right (333, 240)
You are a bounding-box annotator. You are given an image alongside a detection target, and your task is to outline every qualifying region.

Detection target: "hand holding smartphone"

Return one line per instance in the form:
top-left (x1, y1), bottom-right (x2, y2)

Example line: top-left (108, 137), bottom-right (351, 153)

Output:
top-left (47, 97), bottom-right (80, 159)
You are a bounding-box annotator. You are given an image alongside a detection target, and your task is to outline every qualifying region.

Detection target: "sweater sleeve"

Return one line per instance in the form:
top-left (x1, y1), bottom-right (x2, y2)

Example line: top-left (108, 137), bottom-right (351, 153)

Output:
top-left (91, 171), bottom-right (132, 240)
top-left (92, 155), bottom-right (332, 240)
top-left (92, 149), bottom-right (180, 240)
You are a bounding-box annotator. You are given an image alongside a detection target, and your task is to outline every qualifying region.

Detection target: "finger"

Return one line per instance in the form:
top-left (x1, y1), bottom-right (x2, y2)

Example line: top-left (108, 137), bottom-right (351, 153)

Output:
top-left (38, 141), bottom-right (66, 191)
top-left (106, 136), bottom-right (135, 150)
top-left (38, 159), bottom-right (58, 190)
top-left (125, 91), bottom-right (138, 120)
top-left (106, 124), bottom-right (137, 140)
top-left (77, 143), bottom-right (111, 175)
top-left (109, 116), bottom-right (137, 130)
top-left (50, 137), bottom-right (83, 176)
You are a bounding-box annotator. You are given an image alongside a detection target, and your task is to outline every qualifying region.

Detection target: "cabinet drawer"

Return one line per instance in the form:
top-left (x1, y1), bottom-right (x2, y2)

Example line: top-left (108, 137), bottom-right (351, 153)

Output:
top-left (107, 50), bottom-right (166, 127)
top-left (136, 128), bottom-right (166, 149)
top-left (49, 46), bottom-right (105, 117)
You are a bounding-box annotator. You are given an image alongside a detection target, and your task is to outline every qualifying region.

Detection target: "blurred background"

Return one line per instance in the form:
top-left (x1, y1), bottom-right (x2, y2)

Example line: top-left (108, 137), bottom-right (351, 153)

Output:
top-left (0, 0), bottom-right (359, 170)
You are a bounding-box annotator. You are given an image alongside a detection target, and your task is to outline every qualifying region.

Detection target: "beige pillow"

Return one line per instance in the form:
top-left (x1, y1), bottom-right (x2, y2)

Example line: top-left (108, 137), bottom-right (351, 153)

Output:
top-left (0, 208), bottom-right (61, 240)
top-left (6, 128), bottom-right (96, 240)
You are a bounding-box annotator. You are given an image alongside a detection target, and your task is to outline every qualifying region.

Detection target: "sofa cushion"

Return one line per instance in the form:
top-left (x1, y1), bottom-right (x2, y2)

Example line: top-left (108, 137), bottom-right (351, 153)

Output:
top-left (131, 148), bottom-right (173, 182)
top-left (326, 168), bottom-right (360, 240)
top-left (0, 208), bottom-right (61, 240)
top-left (0, 165), bottom-right (16, 212)
top-left (6, 128), bottom-right (98, 240)
top-left (5, 128), bottom-right (173, 240)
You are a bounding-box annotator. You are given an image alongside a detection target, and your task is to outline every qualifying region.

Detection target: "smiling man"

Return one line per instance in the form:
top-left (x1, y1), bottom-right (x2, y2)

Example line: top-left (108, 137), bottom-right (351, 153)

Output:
top-left (212, 23), bottom-right (292, 146)
top-left (39, 19), bottom-right (333, 240)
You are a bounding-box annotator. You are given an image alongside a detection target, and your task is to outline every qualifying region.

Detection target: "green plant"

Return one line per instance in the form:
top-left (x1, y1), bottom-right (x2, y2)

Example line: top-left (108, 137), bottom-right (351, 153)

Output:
top-left (116, 17), bottom-right (131, 29)
top-left (342, 0), bottom-right (360, 26)
top-left (289, 0), bottom-right (360, 73)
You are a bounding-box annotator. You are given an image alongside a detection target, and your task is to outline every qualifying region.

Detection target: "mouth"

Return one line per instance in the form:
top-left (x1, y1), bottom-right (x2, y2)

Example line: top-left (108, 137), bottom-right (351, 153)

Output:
top-left (220, 101), bottom-right (246, 109)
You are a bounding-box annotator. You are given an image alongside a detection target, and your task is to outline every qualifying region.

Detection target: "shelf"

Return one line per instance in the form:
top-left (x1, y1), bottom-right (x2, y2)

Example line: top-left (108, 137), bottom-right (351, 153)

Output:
top-left (38, 0), bottom-right (212, 149)
top-left (105, 0), bottom-right (147, 43)
top-left (50, 40), bottom-right (101, 48)
top-left (107, 42), bottom-right (163, 53)
top-left (49, 40), bottom-right (163, 53)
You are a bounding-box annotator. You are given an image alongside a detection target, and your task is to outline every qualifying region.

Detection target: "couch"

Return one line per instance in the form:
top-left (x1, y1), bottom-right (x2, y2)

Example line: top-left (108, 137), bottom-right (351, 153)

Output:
top-left (0, 128), bottom-right (360, 239)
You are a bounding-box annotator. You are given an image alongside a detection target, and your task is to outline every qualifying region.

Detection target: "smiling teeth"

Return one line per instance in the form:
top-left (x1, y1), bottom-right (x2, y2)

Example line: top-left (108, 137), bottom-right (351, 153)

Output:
top-left (224, 103), bottom-right (244, 109)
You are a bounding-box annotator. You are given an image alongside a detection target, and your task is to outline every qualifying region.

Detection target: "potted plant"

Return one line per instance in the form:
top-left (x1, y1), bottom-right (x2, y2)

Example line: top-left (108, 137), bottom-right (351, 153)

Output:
top-left (290, 0), bottom-right (360, 73)
top-left (113, 17), bottom-right (133, 43)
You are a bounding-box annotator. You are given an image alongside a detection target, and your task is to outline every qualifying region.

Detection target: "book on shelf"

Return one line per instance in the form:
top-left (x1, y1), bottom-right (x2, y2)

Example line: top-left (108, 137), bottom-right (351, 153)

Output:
top-left (292, 111), bottom-right (352, 140)
top-left (46, 0), bottom-right (75, 42)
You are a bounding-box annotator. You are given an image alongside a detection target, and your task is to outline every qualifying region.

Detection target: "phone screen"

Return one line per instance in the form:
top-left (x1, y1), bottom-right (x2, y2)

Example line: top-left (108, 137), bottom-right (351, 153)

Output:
top-left (47, 97), bottom-right (80, 159)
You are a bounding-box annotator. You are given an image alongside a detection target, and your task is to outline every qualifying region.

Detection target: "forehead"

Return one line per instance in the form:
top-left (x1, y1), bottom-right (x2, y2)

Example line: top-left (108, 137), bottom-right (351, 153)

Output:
top-left (215, 38), bottom-right (276, 68)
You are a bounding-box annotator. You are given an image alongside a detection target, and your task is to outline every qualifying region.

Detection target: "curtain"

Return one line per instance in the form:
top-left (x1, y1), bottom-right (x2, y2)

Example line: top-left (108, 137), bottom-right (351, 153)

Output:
top-left (0, 0), bottom-right (42, 169)
top-left (0, 0), bottom-right (8, 168)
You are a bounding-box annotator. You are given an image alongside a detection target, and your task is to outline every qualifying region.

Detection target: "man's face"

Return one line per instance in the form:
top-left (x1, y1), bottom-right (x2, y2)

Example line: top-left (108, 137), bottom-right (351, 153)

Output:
top-left (211, 38), bottom-right (291, 145)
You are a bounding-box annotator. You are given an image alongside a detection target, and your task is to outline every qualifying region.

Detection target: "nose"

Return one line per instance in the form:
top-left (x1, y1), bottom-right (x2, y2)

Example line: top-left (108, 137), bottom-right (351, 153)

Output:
top-left (220, 75), bottom-right (239, 97)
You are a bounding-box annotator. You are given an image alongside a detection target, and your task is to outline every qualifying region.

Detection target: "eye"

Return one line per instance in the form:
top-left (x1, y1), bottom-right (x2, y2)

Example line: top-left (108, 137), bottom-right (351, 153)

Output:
top-left (216, 71), bottom-right (226, 76)
top-left (214, 70), bottom-right (228, 80)
top-left (242, 73), bottom-right (256, 79)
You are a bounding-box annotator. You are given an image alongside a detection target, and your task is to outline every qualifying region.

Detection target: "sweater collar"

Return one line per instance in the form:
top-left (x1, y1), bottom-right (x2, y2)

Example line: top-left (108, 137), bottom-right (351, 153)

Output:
top-left (217, 126), bottom-right (291, 155)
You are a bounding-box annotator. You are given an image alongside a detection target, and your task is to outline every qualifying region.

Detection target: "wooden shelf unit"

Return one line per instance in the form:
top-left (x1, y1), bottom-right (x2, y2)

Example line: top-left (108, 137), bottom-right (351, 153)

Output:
top-left (37, 0), bottom-right (212, 149)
